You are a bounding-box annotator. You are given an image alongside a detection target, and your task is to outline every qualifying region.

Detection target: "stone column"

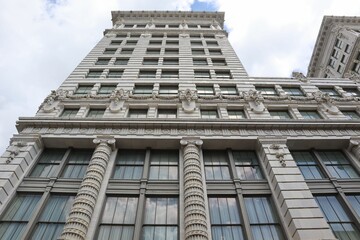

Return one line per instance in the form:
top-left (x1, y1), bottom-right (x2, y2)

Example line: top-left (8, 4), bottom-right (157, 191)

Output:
top-left (59, 137), bottom-right (115, 240)
top-left (257, 137), bottom-right (335, 240)
top-left (180, 139), bottom-right (209, 240)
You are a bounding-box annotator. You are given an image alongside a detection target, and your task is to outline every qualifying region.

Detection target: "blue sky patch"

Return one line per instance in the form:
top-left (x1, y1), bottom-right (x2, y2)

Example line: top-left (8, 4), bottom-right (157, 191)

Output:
top-left (191, 0), bottom-right (218, 11)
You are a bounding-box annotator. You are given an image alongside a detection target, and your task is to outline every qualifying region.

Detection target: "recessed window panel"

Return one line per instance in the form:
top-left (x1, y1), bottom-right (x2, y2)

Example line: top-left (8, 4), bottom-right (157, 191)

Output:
top-left (291, 151), bottom-right (324, 179)
top-left (112, 150), bottom-right (145, 180)
top-left (149, 150), bottom-right (178, 180)
top-left (30, 149), bottom-right (67, 178)
top-left (61, 149), bottom-right (93, 179)
top-left (318, 151), bottom-right (359, 178)
top-left (204, 150), bottom-right (230, 180)
top-left (232, 151), bottom-right (263, 180)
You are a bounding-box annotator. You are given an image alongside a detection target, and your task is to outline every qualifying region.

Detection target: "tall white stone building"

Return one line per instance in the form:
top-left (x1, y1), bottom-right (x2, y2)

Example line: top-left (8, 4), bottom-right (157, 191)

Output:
top-left (1, 10), bottom-right (360, 240)
top-left (308, 16), bottom-right (360, 78)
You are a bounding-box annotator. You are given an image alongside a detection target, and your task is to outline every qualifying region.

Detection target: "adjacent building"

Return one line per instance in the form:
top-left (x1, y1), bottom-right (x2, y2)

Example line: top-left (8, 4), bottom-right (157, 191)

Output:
top-left (1, 10), bottom-right (360, 240)
top-left (308, 15), bottom-right (360, 78)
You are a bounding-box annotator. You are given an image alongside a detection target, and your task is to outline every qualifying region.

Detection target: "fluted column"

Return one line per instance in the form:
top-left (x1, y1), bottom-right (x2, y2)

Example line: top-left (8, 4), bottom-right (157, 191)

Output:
top-left (59, 137), bottom-right (115, 240)
top-left (180, 139), bottom-right (209, 240)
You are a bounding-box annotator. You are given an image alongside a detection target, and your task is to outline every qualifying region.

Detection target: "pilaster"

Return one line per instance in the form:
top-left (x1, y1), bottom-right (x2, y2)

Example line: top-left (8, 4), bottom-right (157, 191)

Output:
top-left (257, 137), bottom-right (336, 240)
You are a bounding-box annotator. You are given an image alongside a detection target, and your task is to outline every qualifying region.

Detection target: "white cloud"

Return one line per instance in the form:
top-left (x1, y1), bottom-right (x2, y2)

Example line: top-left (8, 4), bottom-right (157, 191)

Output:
top-left (0, 0), bottom-right (360, 152)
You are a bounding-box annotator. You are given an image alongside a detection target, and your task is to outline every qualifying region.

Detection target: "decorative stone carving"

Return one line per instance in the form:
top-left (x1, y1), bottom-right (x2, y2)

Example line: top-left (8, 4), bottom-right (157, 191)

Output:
top-left (39, 89), bottom-right (68, 113)
top-left (5, 141), bottom-right (27, 164)
top-left (276, 152), bottom-right (286, 167)
top-left (59, 137), bottom-right (115, 240)
top-left (344, 71), bottom-right (360, 81)
top-left (180, 89), bottom-right (198, 113)
top-left (348, 139), bottom-right (360, 160)
top-left (243, 90), bottom-right (265, 113)
top-left (180, 139), bottom-right (209, 240)
top-left (109, 89), bottom-right (129, 113)
top-left (292, 71), bottom-right (308, 82)
top-left (312, 91), bottom-right (339, 114)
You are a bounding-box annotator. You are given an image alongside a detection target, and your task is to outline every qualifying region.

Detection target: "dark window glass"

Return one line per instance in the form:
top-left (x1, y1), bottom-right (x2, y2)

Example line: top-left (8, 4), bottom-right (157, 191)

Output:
top-left (96, 58), bottom-right (111, 65)
top-left (104, 48), bottom-right (117, 54)
top-left (197, 86), bottom-right (214, 95)
top-left (110, 40), bottom-right (122, 45)
top-left (61, 149), bottom-right (92, 178)
top-left (87, 70), bottom-right (103, 78)
top-left (139, 70), bottom-right (156, 78)
top-left (158, 109), bottom-right (177, 118)
top-left (193, 58), bottom-right (207, 65)
top-left (98, 85), bottom-right (116, 95)
top-left (0, 194), bottom-right (41, 240)
top-left (191, 41), bottom-right (203, 46)
top-left (192, 49), bottom-right (205, 55)
top-left (318, 151), bottom-right (359, 178)
top-left (161, 70), bottom-right (178, 79)
top-left (282, 87), bottom-right (304, 96)
top-left (291, 151), bottom-right (324, 179)
top-left (149, 150), bottom-right (178, 180)
top-left (128, 109), bottom-right (148, 118)
top-left (256, 87), bottom-right (277, 96)
top-left (209, 197), bottom-right (244, 240)
top-left (163, 58), bottom-right (179, 65)
top-left (114, 58), bottom-right (129, 65)
top-left (212, 59), bottom-right (226, 66)
top-left (318, 88), bottom-right (340, 97)
top-left (164, 48), bottom-right (179, 55)
top-left (215, 71), bottom-right (232, 79)
top-left (107, 70), bottom-right (123, 78)
top-left (343, 111), bottom-right (360, 120)
top-left (233, 151), bottom-right (263, 180)
top-left (87, 109), bottom-right (105, 118)
top-left (30, 195), bottom-right (75, 240)
top-left (194, 70), bottom-right (210, 78)
top-left (61, 109), bottom-right (79, 118)
top-left (133, 85), bottom-right (153, 95)
top-left (347, 195), bottom-right (360, 218)
top-left (121, 48), bottom-right (134, 54)
top-left (30, 149), bottom-right (66, 177)
top-left (299, 111), bottom-right (322, 119)
top-left (269, 111), bottom-right (292, 119)
top-left (244, 197), bottom-right (285, 240)
top-left (316, 196), bottom-right (360, 240)
top-left (143, 58), bottom-right (159, 65)
top-left (112, 150), bottom-right (145, 179)
top-left (141, 198), bottom-right (178, 240)
top-left (343, 88), bottom-right (360, 97)
top-left (75, 85), bottom-right (92, 95)
top-left (159, 85), bottom-right (178, 95)
top-left (209, 49), bottom-right (222, 55)
top-left (228, 110), bottom-right (245, 119)
top-left (204, 150), bottom-right (230, 180)
top-left (149, 40), bottom-right (162, 45)
top-left (201, 110), bottom-right (218, 119)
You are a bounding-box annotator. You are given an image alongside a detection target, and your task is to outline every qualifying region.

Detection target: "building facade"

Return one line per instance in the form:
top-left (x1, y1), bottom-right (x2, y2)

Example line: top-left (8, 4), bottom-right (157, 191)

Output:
top-left (1, 10), bottom-right (360, 240)
top-left (308, 16), bottom-right (360, 78)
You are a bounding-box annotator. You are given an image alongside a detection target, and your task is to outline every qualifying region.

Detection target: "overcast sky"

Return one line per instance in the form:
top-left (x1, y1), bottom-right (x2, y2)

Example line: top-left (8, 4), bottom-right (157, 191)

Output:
top-left (1, 0), bottom-right (360, 153)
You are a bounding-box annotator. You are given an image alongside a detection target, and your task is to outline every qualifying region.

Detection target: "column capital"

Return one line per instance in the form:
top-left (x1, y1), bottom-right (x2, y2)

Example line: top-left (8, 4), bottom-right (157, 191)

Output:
top-left (93, 136), bottom-right (116, 150)
top-left (180, 137), bottom-right (203, 146)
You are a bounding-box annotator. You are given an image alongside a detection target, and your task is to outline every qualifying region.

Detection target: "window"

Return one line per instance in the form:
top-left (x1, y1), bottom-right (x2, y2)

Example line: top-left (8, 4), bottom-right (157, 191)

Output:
top-left (269, 111), bottom-right (292, 119)
top-left (143, 58), bottom-right (159, 65)
top-left (163, 58), bottom-right (178, 65)
top-left (104, 48), bottom-right (117, 54)
top-left (256, 86), bottom-right (277, 96)
top-left (159, 85), bottom-right (178, 95)
top-left (341, 55), bottom-right (346, 64)
top-left (124, 24), bottom-right (133, 28)
top-left (228, 110), bottom-right (245, 119)
top-left (204, 150), bottom-right (230, 180)
top-left (168, 24), bottom-right (178, 28)
top-left (190, 34), bottom-right (201, 38)
top-left (291, 151), bottom-right (325, 179)
top-left (343, 88), bottom-right (360, 97)
top-left (343, 111), bottom-right (360, 120)
top-left (139, 70), bottom-right (156, 78)
top-left (158, 109), bottom-right (177, 118)
top-left (244, 197), bottom-right (285, 240)
top-left (128, 109), bottom-right (148, 118)
top-left (30, 149), bottom-right (66, 177)
top-left (108, 70), bottom-right (123, 78)
top-left (212, 59), bottom-right (226, 66)
top-left (151, 34), bottom-right (163, 38)
top-left (209, 49), bottom-right (222, 55)
top-left (110, 40), bottom-right (122, 45)
top-left (114, 58), bottom-right (129, 65)
top-left (215, 70), bottom-right (232, 79)
top-left (206, 41), bottom-right (218, 46)
top-left (112, 150), bottom-right (145, 179)
top-left (149, 150), bottom-right (178, 180)
top-left (201, 110), bottom-right (218, 119)
top-left (116, 34), bottom-right (127, 38)
top-left (347, 195), bottom-right (360, 218)
top-left (192, 49), bottom-right (205, 55)
top-left (233, 151), bottom-right (263, 180)
top-left (208, 197), bottom-right (244, 240)
top-left (98, 85), bottom-right (116, 95)
top-left (166, 40), bottom-right (178, 45)
top-left (96, 58), bottom-right (110, 65)
top-left (337, 65), bottom-right (344, 74)
top-left (328, 58), bottom-right (336, 68)
top-left (221, 86), bottom-right (237, 95)
top-left (204, 34), bottom-right (215, 39)
top-left (335, 38), bottom-right (343, 49)
top-left (126, 40), bottom-right (137, 45)
top-left (146, 48), bottom-right (161, 54)
top-left (332, 49), bottom-right (340, 59)
top-left (352, 63), bottom-right (360, 74)
top-left (345, 44), bottom-right (350, 53)
top-left (0, 194), bottom-right (41, 240)
top-left (31, 195), bottom-right (75, 240)
top-left (156, 24), bottom-right (165, 28)
top-left (188, 24), bottom-right (198, 28)
top-left (201, 25), bottom-right (211, 29)
top-left (191, 41), bottom-right (203, 46)
top-left (149, 40), bottom-right (162, 45)
top-left (133, 85), bottom-right (153, 95)
top-left (98, 197), bottom-right (138, 240)
top-left (75, 85), bottom-right (92, 95)
top-left (137, 24), bottom-right (146, 28)
top-left (161, 70), bottom-right (178, 78)
top-left (164, 48), bottom-right (179, 55)
top-left (87, 70), bottom-right (103, 78)
top-left (61, 109), bottom-right (79, 118)
top-left (282, 87), bottom-right (304, 96)
top-left (166, 34), bottom-right (178, 38)
top-left (194, 70), bottom-right (210, 79)
top-left (61, 149), bottom-right (92, 178)
top-left (318, 151), bottom-right (359, 178)
top-left (121, 48), bottom-right (134, 54)
top-left (315, 196), bottom-right (360, 240)
top-left (197, 86), bottom-right (214, 95)
top-left (193, 58), bottom-right (207, 65)
top-left (141, 198), bottom-right (178, 240)
top-left (299, 110), bottom-right (322, 119)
